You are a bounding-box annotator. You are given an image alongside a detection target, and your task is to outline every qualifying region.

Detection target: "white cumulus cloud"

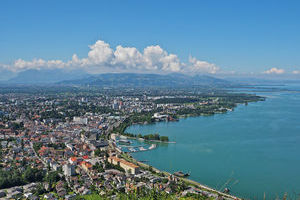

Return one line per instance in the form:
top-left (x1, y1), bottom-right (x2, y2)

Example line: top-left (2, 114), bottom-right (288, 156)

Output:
top-left (86, 40), bottom-right (114, 64)
top-left (143, 45), bottom-right (181, 72)
top-left (113, 46), bottom-right (144, 69)
top-left (187, 56), bottom-right (219, 74)
top-left (1, 39), bottom-right (220, 74)
top-left (292, 70), bottom-right (300, 74)
top-left (263, 67), bottom-right (285, 74)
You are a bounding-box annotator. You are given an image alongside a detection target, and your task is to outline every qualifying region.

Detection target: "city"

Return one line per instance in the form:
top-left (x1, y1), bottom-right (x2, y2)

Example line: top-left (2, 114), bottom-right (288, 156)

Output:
top-left (0, 86), bottom-right (262, 199)
top-left (1, 1), bottom-right (300, 199)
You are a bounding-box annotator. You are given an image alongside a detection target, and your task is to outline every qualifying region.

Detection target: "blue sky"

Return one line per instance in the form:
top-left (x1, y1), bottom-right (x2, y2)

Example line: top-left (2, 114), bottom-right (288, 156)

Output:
top-left (1, 0), bottom-right (300, 76)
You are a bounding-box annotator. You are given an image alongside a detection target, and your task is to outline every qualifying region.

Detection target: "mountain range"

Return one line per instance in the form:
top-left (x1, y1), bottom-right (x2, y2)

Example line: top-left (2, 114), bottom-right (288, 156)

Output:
top-left (60, 72), bottom-right (231, 87)
top-left (2, 69), bottom-right (231, 87)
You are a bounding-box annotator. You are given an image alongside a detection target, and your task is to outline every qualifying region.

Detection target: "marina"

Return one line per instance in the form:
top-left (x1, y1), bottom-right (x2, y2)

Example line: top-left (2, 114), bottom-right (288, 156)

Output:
top-left (116, 135), bottom-right (158, 153)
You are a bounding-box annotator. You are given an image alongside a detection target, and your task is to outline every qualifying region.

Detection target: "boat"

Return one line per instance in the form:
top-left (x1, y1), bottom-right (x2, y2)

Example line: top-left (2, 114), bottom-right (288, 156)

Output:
top-left (223, 188), bottom-right (230, 193)
top-left (148, 144), bottom-right (156, 150)
top-left (139, 160), bottom-right (149, 163)
top-left (139, 147), bottom-right (146, 151)
top-left (173, 171), bottom-right (190, 177)
top-left (118, 139), bottom-right (131, 145)
top-left (129, 147), bottom-right (136, 152)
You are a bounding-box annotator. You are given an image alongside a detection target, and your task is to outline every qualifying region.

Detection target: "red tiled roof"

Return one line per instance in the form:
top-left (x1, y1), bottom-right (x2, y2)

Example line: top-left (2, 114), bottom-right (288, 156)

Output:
top-left (70, 157), bottom-right (77, 162)
top-left (109, 156), bottom-right (139, 169)
top-left (81, 161), bottom-right (92, 169)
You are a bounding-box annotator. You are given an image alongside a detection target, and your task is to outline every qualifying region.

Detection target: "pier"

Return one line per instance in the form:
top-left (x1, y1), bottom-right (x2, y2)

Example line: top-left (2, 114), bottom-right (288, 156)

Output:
top-left (117, 143), bottom-right (157, 153)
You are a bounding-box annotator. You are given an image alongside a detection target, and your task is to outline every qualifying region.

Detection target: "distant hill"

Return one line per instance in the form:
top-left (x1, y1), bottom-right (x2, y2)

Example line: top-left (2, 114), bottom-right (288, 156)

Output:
top-left (4, 69), bottom-right (231, 87)
top-left (0, 70), bottom-right (16, 81)
top-left (60, 73), bottom-right (231, 87)
top-left (7, 69), bottom-right (89, 84)
top-left (4, 69), bottom-right (299, 88)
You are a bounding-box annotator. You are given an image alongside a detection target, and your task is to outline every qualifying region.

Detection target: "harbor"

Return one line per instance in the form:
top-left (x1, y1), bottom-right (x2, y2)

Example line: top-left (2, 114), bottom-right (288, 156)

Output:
top-left (122, 144), bottom-right (157, 153)
top-left (113, 134), bottom-right (158, 153)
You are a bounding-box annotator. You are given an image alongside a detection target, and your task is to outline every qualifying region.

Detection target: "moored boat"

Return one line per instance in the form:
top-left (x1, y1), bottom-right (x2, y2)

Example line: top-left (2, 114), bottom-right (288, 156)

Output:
top-left (173, 171), bottom-right (190, 177)
top-left (118, 139), bottom-right (131, 145)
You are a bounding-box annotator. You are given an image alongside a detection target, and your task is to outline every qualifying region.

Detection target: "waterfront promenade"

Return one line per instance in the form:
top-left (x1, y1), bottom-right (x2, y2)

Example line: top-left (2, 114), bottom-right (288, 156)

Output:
top-left (121, 153), bottom-right (241, 200)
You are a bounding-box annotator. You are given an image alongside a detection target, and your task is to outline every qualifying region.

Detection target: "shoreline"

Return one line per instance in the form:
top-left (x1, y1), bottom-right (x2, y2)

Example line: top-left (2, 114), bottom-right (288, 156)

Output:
top-left (123, 118), bottom-right (244, 199)
top-left (118, 97), bottom-right (265, 199)
top-left (122, 97), bottom-right (265, 136)
top-left (126, 136), bottom-right (176, 144)
top-left (122, 152), bottom-right (242, 200)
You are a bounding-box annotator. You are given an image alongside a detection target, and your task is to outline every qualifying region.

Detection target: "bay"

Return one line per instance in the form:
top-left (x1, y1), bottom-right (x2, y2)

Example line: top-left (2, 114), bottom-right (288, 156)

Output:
top-left (126, 84), bottom-right (300, 199)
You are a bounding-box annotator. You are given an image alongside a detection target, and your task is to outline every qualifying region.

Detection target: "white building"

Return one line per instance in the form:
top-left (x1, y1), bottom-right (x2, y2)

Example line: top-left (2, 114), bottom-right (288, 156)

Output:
top-left (73, 117), bottom-right (88, 125)
top-left (63, 164), bottom-right (76, 176)
top-left (153, 113), bottom-right (168, 119)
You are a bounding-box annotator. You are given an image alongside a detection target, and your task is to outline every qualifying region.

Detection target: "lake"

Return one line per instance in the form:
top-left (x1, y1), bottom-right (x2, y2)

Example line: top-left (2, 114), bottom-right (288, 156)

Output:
top-left (126, 84), bottom-right (300, 199)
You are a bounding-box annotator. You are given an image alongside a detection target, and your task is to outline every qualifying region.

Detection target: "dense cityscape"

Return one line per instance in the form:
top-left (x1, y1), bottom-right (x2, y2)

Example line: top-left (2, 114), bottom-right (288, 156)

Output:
top-left (1, 0), bottom-right (300, 199)
top-left (0, 86), bottom-right (264, 199)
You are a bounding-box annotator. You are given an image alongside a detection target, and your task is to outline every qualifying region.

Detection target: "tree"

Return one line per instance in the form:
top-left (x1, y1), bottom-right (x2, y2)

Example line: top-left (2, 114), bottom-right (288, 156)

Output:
top-left (23, 167), bottom-right (45, 183)
top-left (160, 136), bottom-right (169, 142)
top-left (33, 183), bottom-right (46, 195)
top-left (44, 171), bottom-right (61, 186)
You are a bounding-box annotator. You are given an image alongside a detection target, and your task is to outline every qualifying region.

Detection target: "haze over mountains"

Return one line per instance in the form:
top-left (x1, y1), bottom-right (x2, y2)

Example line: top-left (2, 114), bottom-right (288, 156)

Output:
top-left (2, 69), bottom-right (231, 87)
top-left (3, 69), bottom-right (299, 88)
top-left (6, 69), bottom-right (88, 84)
top-left (61, 72), bottom-right (231, 87)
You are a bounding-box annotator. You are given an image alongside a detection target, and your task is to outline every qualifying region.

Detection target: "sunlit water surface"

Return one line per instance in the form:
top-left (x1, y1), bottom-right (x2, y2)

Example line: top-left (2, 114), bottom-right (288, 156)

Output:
top-left (126, 84), bottom-right (300, 199)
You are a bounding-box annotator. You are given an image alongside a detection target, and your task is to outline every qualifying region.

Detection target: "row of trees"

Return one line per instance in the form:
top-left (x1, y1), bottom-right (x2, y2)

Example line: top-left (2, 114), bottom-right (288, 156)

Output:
top-left (142, 134), bottom-right (169, 142)
top-left (122, 132), bottom-right (169, 142)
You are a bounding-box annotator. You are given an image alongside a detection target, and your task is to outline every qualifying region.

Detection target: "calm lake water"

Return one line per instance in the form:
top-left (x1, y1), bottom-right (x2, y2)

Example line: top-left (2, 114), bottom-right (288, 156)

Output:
top-left (126, 84), bottom-right (300, 199)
